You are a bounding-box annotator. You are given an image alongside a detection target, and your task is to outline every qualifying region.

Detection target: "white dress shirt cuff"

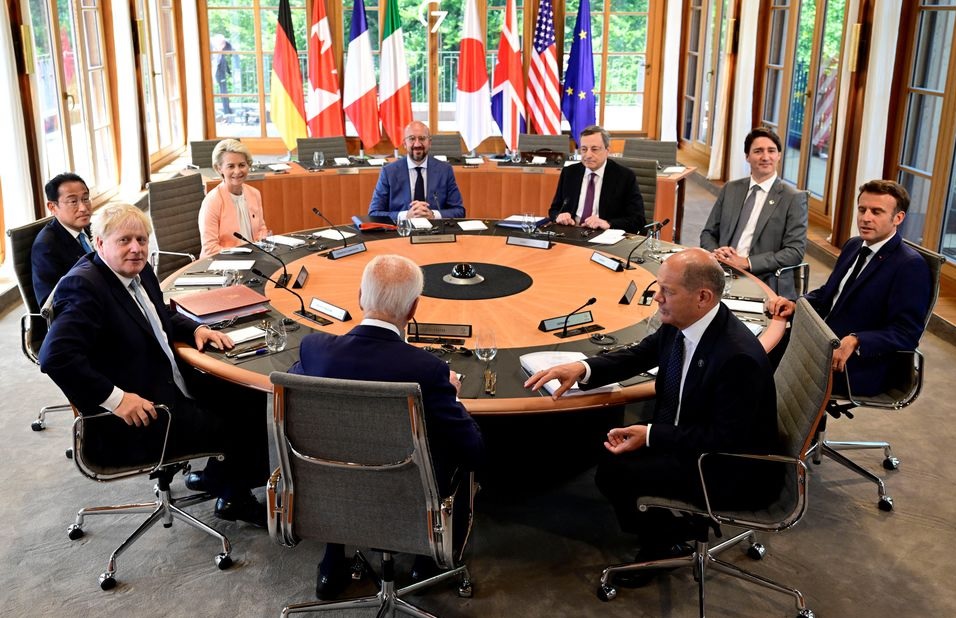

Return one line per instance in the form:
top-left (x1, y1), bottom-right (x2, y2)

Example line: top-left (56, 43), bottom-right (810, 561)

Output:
top-left (645, 423), bottom-right (652, 447)
top-left (102, 387), bottom-right (125, 412)
top-left (579, 360), bottom-right (591, 384)
top-left (432, 210), bottom-right (442, 219)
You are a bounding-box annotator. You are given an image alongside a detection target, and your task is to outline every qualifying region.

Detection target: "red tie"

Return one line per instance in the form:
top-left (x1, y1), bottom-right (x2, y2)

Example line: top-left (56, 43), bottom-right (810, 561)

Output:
top-left (581, 172), bottom-right (596, 222)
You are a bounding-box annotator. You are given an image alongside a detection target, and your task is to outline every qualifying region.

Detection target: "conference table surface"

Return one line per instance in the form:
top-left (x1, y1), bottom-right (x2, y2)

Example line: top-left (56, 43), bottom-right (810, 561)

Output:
top-left (168, 222), bottom-right (775, 415)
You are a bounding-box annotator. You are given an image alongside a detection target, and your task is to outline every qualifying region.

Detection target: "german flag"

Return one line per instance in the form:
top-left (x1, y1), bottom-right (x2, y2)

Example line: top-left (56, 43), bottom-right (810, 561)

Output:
top-left (270, 0), bottom-right (307, 150)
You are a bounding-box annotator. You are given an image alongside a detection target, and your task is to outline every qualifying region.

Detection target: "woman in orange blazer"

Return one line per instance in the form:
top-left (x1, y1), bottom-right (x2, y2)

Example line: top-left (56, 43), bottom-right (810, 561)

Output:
top-left (198, 139), bottom-right (269, 258)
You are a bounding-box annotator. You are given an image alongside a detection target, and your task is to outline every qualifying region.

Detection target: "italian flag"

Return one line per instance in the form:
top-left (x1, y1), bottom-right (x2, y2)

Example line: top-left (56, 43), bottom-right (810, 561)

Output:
top-left (378, 0), bottom-right (413, 148)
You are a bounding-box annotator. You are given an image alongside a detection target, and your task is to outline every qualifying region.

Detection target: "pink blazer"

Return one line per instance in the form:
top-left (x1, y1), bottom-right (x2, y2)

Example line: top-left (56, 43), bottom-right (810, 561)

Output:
top-left (198, 182), bottom-right (268, 258)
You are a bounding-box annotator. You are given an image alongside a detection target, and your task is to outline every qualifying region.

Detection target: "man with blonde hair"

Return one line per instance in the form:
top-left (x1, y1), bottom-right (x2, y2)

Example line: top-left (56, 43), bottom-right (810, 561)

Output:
top-left (291, 254), bottom-right (483, 600)
top-left (40, 203), bottom-right (270, 526)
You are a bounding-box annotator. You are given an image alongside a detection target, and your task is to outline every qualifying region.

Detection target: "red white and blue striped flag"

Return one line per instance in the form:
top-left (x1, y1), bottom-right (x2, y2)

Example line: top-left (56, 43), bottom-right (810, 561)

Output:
top-left (491, 0), bottom-right (526, 150)
top-left (526, 0), bottom-right (560, 135)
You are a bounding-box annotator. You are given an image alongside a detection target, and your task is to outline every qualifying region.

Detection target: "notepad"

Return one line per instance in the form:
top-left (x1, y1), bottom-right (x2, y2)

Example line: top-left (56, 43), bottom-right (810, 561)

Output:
top-left (268, 235), bottom-right (306, 247)
top-left (208, 259), bottom-right (255, 271)
top-left (458, 220), bottom-right (488, 231)
top-left (589, 229), bottom-right (626, 245)
top-left (520, 351), bottom-right (621, 397)
top-left (722, 298), bottom-right (765, 314)
top-left (312, 229), bottom-right (356, 240)
top-left (227, 325), bottom-right (266, 344)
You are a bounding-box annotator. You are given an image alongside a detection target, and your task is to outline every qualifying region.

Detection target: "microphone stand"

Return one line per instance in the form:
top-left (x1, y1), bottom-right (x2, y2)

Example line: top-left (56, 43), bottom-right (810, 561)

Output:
top-left (560, 297), bottom-right (597, 338)
top-left (251, 267), bottom-right (330, 326)
top-left (638, 279), bottom-right (657, 306)
top-left (233, 232), bottom-right (290, 287)
top-left (311, 208), bottom-right (349, 247)
top-left (624, 235), bottom-right (652, 268)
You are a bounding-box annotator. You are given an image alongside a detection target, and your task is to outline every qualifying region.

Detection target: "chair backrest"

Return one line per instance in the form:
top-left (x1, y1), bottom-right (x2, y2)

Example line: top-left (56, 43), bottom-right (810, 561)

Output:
top-left (7, 217), bottom-right (53, 359)
top-left (429, 133), bottom-right (464, 158)
top-left (616, 156), bottom-right (657, 226)
top-left (518, 133), bottom-right (571, 155)
top-left (622, 139), bottom-right (678, 166)
top-left (902, 239), bottom-right (945, 331)
top-left (190, 140), bottom-right (224, 169)
top-left (296, 137), bottom-right (349, 162)
top-left (147, 173), bottom-right (205, 280)
top-left (269, 372), bottom-right (454, 567)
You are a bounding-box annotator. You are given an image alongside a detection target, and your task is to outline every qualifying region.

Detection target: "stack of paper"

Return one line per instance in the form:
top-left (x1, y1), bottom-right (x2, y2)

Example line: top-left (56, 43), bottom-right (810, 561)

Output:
top-left (519, 351), bottom-right (621, 397)
top-left (268, 235), bottom-right (306, 248)
top-left (589, 229), bottom-right (626, 245)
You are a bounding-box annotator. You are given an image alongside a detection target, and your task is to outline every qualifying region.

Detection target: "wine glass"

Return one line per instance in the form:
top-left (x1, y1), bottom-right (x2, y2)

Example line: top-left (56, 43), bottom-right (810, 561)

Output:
top-left (264, 319), bottom-right (288, 352)
top-left (521, 212), bottom-right (538, 236)
top-left (475, 328), bottom-right (497, 367)
top-left (397, 217), bottom-right (413, 238)
top-left (312, 150), bottom-right (325, 168)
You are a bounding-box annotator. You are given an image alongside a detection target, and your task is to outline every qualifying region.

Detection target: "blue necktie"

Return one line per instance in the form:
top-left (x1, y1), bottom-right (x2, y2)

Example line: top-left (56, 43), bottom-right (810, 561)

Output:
top-left (129, 278), bottom-right (190, 398)
top-left (78, 233), bottom-right (93, 253)
top-left (656, 332), bottom-right (685, 425)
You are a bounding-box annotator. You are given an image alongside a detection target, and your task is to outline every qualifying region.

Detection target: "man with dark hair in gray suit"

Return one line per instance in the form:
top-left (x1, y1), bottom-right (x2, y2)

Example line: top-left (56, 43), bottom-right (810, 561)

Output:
top-left (700, 127), bottom-right (808, 298)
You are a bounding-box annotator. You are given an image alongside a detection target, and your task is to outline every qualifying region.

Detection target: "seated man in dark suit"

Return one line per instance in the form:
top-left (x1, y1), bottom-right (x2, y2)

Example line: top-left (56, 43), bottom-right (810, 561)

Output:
top-left (548, 124), bottom-right (645, 233)
top-left (32, 173), bottom-right (95, 307)
top-left (289, 254), bottom-right (484, 600)
top-left (368, 121), bottom-right (465, 221)
top-left (767, 180), bottom-right (931, 397)
top-left (526, 248), bottom-right (777, 587)
top-left (700, 127), bottom-right (808, 298)
top-left (39, 203), bottom-right (269, 526)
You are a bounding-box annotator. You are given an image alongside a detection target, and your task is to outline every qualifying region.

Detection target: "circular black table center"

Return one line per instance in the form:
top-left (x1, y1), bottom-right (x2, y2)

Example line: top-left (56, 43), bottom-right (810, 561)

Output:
top-left (421, 262), bottom-right (533, 300)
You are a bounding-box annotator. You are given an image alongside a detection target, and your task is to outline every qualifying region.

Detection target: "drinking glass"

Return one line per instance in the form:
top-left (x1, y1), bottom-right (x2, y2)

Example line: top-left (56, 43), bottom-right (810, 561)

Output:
top-left (645, 310), bottom-right (662, 337)
top-left (397, 217), bottom-right (413, 237)
top-left (521, 213), bottom-right (538, 236)
top-left (259, 229), bottom-right (276, 252)
top-left (312, 150), bottom-right (325, 167)
top-left (475, 329), bottom-right (497, 366)
top-left (722, 268), bottom-right (734, 298)
top-left (221, 269), bottom-right (239, 286)
top-left (510, 149), bottom-right (522, 164)
top-left (264, 320), bottom-right (288, 352)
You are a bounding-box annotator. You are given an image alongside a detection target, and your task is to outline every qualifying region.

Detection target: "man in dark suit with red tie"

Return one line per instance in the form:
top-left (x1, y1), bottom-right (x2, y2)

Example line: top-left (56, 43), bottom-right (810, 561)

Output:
top-left (39, 203), bottom-right (269, 525)
top-left (526, 248), bottom-right (777, 586)
top-left (768, 180), bottom-right (932, 397)
top-left (548, 125), bottom-right (646, 233)
top-left (32, 173), bottom-right (95, 307)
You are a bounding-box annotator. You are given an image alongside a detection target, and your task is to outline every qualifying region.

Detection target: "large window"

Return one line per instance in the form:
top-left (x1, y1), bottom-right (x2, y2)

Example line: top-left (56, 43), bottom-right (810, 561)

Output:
top-left (136, 0), bottom-right (186, 168)
top-left (680, 0), bottom-right (730, 157)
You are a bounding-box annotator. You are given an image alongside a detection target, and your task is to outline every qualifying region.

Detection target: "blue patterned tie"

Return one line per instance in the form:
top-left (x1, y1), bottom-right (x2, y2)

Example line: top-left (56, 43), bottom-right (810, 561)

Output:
top-left (78, 233), bottom-right (93, 253)
top-left (129, 278), bottom-right (190, 397)
top-left (656, 332), bottom-right (685, 425)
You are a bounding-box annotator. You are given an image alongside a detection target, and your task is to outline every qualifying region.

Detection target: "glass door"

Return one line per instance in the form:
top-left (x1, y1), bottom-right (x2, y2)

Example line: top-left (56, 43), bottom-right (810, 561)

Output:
top-left (135, 0), bottom-right (185, 167)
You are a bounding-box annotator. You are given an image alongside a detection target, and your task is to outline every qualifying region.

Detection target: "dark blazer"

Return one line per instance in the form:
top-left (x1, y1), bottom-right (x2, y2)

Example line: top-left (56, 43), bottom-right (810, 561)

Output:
top-left (548, 158), bottom-right (646, 233)
top-left (31, 218), bottom-right (89, 307)
top-left (290, 324), bottom-right (484, 491)
top-left (586, 303), bottom-right (777, 456)
top-left (39, 254), bottom-right (199, 414)
top-left (804, 232), bottom-right (931, 396)
top-left (368, 156), bottom-right (465, 220)
top-left (699, 177), bottom-right (808, 299)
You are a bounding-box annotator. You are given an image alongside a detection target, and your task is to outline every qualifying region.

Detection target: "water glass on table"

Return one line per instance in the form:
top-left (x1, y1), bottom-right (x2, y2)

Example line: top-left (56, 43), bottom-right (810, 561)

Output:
top-left (259, 229), bottom-right (276, 252)
top-left (521, 213), bottom-right (538, 236)
top-left (397, 217), bottom-right (413, 238)
top-left (312, 150), bottom-right (325, 168)
top-left (263, 319), bottom-right (287, 353)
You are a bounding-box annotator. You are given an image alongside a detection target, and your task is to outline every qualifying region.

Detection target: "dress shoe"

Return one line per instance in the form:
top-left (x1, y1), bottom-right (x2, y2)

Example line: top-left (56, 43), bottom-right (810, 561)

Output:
top-left (184, 471), bottom-right (208, 492)
top-left (611, 543), bottom-right (695, 589)
top-left (315, 563), bottom-right (351, 600)
top-left (410, 555), bottom-right (442, 583)
top-left (214, 495), bottom-right (266, 528)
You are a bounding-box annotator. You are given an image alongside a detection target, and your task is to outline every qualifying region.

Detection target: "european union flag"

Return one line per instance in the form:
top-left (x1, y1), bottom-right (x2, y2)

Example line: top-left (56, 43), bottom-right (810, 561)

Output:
top-left (561, 0), bottom-right (596, 146)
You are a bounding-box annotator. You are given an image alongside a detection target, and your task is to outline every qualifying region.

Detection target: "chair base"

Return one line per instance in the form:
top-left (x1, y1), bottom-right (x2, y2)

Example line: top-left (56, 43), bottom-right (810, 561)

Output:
top-left (31, 402), bottom-right (73, 431)
top-left (281, 551), bottom-right (472, 617)
top-left (808, 428), bottom-right (898, 511)
top-left (597, 529), bottom-right (814, 618)
top-left (67, 467), bottom-right (232, 590)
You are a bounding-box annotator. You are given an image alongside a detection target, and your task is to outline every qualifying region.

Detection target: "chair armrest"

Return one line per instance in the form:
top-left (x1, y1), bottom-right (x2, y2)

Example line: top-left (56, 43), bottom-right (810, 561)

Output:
top-left (843, 349), bottom-right (923, 410)
top-left (266, 466), bottom-right (297, 546)
top-left (20, 311), bottom-right (46, 364)
top-left (696, 451), bottom-right (809, 532)
top-left (774, 262), bottom-right (810, 296)
top-left (72, 404), bottom-right (175, 481)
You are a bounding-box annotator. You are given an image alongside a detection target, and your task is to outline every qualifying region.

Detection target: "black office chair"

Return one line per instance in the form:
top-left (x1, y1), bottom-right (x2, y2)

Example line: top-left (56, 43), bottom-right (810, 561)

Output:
top-left (617, 156), bottom-right (658, 227)
top-left (428, 133), bottom-right (465, 160)
top-left (296, 137), bottom-right (350, 164)
top-left (621, 139), bottom-right (679, 166)
top-left (597, 299), bottom-right (838, 618)
top-left (189, 139), bottom-right (225, 169)
top-left (810, 239), bottom-right (944, 511)
top-left (268, 372), bottom-right (475, 617)
top-left (68, 405), bottom-right (232, 590)
top-left (517, 133), bottom-right (571, 163)
top-left (146, 173), bottom-right (205, 280)
top-left (6, 217), bottom-right (73, 432)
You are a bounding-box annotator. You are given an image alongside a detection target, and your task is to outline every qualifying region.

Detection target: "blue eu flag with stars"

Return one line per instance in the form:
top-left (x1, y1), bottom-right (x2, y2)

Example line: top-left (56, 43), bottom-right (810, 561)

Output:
top-left (561, 0), bottom-right (596, 146)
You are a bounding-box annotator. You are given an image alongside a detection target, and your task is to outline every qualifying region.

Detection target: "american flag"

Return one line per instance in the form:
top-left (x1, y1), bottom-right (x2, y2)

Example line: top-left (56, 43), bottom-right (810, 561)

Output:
top-left (526, 0), bottom-right (560, 135)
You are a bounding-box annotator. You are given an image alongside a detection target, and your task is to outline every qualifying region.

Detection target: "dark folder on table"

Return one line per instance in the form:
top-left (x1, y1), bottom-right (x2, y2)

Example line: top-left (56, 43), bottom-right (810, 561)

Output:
top-left (171, 285), bottom-right (271, 324)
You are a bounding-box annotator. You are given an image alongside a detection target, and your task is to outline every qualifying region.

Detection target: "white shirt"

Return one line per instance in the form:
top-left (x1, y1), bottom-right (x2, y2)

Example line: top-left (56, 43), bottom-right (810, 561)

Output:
top-left (361, 317), bottom-right (403, 339)
top-left (575, 161), bottom-right (607, 221)
top-left (735, 173), bottom-right (777, 258)
top-left (231, 192), bottom-right (254, 240)
top-left (401, 156), bottom-right (442, 220)
top-left (831, 234), bottom-right (893, 309)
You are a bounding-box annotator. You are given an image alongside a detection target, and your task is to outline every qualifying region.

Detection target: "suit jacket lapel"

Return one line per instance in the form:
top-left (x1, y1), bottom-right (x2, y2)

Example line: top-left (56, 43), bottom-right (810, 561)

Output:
top-left (93, 256), bottom-right (159, 340)
top-left (752, 179), bottom-right (784, 239)
top-left (680, 306), bottom-right (725, 402)
top-left (833, 235), bottom-right (899, 314)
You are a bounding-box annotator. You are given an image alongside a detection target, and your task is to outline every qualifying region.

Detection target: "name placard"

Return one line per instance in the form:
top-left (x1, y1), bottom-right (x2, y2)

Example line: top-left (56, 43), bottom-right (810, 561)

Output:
top-left (590, 251), bottom-right (624, 272)
top-left (620, 280), bottom-right (637, 305)
top-left (507, 235), bottom-right (551, 250)
top-left (410, 234), bottom-right (457, 244)
top-left (327, 242), bottom-right (367, 260)
top-left (538, 310), bottom-right (594, 332)
top-left (292, 266), bottom-right (309, 289)
top-left (309, 297), bottom-right (352, 322)
top-left (406, 322), bottom-right (472, 338)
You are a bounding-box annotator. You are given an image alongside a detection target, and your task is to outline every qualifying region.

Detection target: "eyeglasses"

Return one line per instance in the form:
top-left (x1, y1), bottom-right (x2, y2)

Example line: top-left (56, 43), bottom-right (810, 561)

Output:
top-left (58, 196), bottom-right (92, 209)
top-left (578, 146), bottom-right (606, 155)
top-left (404, 135), bottom-right (431, 144)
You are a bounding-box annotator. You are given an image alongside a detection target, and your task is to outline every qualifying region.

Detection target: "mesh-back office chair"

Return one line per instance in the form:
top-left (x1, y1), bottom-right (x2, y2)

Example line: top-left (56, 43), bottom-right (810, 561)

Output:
top-left (621, 139), bottom-right (679, 166)
top-left (518, 133), bottom-right (571, 156)
top-left (296, 137), bottom-right (350, 163)
top-left (428, 133), bottom-right (465, 159)
top-left (68, 405), bottom-right (232, 590)
top-left (598, 299), bottom-right (839, 618)
top-left (776, 263), bottom-right (811, 297)
top-left (147, 173), bottom-right (205, 281)
top-left (6, 217), bottom-right (73, 432)
top-left (617, 156), bottom-right (658, 228)
top-left (189, 139), bottom-right (225, 169)
top-left (811, 240), bottom-right (944, 511)
top-left (267, 372), bottom-right (475, 617)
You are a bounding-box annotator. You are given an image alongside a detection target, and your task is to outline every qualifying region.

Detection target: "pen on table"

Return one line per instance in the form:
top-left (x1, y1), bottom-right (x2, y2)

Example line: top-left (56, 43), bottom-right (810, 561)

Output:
top-left (234, 348), bottom-right (270, 360)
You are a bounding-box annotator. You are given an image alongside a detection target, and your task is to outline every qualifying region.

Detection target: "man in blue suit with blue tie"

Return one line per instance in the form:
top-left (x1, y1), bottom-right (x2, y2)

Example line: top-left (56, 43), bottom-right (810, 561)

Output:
top-left (32, 173), bottom-right (95, 307)
top-left (290, 254), bottom-right (484, 600)
top-left (368, 121), bottom-right (465, 221)
top-left (768, 180), bottom-right (932, 397)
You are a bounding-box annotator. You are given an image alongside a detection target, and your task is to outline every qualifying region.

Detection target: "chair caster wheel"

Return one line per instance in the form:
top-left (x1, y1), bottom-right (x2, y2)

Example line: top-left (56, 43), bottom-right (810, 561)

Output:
top-left (215, 553), bottom-right (233, 570)
top-left (31, 420), bottom-right (45, 431)
top-left (878, 495), bottom-right (894, 511)
top-left (99, 573), bottom-right (116, 590)
top-left (65, 448), bottom-right (73, 460)
top-left (797, 609), bottom-right (816, 618)
top-left (67, 525), bottom-right (84, 540)
top-left (597, 584), bottom-right (617, 602)
top-left (747, 543), bottom-right (766, 560)
top-left (458, 579), bottom-right (473, 598)
top-left (883, 456), bottom-right (900, 470)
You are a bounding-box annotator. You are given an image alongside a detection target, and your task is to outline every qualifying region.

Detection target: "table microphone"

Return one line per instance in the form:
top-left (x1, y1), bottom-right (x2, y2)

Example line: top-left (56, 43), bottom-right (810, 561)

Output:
top-left (644, 217), bottom-right (671, 234)
top-left (638, 279), bottom-right (657, 306)
top-left (561, 297), bottom-right (597, 338)
top-left (233, 232), bottom-right (290, 287)
top-left (251, 267), bottom-right (330, 326)
top-left (625, 236), bottom-right (652, 268)
top-left (312, 208), bottom-right (348, 247)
